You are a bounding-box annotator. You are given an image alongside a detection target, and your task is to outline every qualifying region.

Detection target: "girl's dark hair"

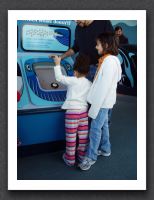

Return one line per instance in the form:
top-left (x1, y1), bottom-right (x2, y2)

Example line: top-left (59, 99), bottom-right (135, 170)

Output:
top-left (73, 53), bottom-right (90, 75)
top-left (96, 32), bottom-right (119, 56)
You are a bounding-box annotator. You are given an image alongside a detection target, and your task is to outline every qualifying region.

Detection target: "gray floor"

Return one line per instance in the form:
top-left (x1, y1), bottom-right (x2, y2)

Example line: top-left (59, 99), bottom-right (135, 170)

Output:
top-left (17, 94), bottom-right (137, 180)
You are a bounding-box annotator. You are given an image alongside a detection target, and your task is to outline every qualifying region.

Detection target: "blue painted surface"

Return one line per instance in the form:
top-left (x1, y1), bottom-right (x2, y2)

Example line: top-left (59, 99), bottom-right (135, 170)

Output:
top-left (17, 20), bottom-right (137, 147)
top-left (23, 56), bottom-right (73, 106)
top-left (118, 49), bottom-right (135, 88)
top-left (17, 20), bottom-right (75, 146)
top-left (55, 28), bottom-right (70, 46)
top-left (18, 111), bottom-right (65, 146)
top-left (17, 20), bottom-right (76, 52)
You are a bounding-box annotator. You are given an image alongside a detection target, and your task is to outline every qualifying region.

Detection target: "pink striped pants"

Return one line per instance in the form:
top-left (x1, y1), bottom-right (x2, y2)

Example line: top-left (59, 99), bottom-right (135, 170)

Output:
top-left (63, 109), bottom-right (89, 166)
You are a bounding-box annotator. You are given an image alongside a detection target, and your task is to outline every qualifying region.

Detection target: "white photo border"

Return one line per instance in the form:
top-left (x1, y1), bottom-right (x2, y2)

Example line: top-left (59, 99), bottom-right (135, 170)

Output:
top-left (8, 10), bottom-right (146, 190)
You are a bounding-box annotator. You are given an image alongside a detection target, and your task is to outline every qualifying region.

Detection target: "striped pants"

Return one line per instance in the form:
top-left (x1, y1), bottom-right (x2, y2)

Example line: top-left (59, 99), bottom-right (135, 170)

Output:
top-left (63, 109), bottom-right (89, 166)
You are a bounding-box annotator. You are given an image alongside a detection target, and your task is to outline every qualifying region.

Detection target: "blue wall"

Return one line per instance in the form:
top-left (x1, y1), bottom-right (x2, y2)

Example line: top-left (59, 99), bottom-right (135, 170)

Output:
top-left (111, 20), bottom-right (137, 45)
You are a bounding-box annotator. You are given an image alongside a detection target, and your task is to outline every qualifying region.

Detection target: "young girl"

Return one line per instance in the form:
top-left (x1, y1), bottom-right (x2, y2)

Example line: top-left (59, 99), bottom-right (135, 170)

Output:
top-left (79, 32), bottom-right (122, 170)
top-left (52, 54), bottom-right (92, 166)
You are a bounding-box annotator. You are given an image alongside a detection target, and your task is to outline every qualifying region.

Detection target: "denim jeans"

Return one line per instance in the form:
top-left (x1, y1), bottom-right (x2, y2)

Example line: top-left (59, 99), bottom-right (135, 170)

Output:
top-left (86, 108), bottom-right (111, 161)
top-left (108, 109), bottom-right (112, 126)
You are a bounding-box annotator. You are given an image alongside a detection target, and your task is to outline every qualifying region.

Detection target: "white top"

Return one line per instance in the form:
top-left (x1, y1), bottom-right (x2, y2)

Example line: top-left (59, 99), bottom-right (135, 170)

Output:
top-left (54, 66), bottom-right (92, 110)
top-left (87, 55), bottom-right (122, 119)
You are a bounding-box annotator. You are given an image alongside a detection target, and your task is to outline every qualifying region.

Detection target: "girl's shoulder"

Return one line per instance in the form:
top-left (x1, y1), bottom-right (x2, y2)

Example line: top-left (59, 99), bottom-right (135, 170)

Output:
top-left (78, 77), bottom-right (92, 88)
top-left (105, 55), bottom-right (118, 60)
top-left (103, 55), bottom-right (120, 65)
top-left (82, 77), bottom-right (92, 85)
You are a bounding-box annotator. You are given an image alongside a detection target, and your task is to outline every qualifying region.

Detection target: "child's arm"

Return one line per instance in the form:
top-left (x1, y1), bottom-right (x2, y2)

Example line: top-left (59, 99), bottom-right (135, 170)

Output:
top-left (88, 59), bottom-right (116, 119)
top-left (52, 55), bottom-right (77, 86)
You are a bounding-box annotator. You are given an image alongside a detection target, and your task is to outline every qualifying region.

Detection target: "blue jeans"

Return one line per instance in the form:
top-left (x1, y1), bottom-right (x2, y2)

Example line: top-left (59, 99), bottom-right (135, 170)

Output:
top-left (86, 108), bottom-right (111, 161)
top-left (108, 109), bottom-right (112, 126)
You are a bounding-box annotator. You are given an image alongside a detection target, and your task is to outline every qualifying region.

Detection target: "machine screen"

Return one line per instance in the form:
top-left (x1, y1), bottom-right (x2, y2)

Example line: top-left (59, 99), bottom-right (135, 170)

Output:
top-left (33, 62), bottom-right (67, 91)
top-left (22, 24), bottom-right (70, 52)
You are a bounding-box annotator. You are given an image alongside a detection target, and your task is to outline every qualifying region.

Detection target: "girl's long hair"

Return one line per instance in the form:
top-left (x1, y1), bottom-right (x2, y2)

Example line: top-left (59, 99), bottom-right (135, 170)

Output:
top-left (96, 32), bottom-right (119, 56)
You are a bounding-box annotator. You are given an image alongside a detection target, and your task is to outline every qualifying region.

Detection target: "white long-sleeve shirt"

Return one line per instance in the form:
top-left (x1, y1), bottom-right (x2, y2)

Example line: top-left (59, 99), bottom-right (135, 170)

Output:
top-left (54, 65), bottom-right (92, 110)
top-left (87, 55), bottom-right (122, 119)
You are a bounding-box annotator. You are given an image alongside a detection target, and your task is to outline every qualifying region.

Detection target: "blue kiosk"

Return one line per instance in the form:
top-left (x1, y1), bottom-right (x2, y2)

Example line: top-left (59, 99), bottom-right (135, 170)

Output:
top-left (17, 20), bottom-right (137, 154)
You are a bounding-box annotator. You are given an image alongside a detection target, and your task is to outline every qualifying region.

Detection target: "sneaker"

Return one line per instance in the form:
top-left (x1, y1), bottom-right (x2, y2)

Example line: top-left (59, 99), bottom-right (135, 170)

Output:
top-left (79, 157), bottom-right (96, 171)
top-left (97, 150), bottom-right (111, 157)
top-left (78, 157), bottom-right (88, 168)
top-left (62, 154), bottom-right (74, 167)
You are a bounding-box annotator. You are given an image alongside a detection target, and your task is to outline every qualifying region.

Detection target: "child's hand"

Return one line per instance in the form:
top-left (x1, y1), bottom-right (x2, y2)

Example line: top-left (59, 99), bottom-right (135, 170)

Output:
top-left (53, 55), bottom-right (61, 66)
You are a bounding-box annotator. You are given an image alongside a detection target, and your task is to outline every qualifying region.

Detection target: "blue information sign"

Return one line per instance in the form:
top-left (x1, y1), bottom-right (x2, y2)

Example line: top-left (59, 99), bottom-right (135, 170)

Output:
top-left (22, 24), bottom-right (70, 51)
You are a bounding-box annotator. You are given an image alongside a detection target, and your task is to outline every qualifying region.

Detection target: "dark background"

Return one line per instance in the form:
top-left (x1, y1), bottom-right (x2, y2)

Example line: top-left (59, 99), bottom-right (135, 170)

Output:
top-left (0, 0), bottom-right (153, 199)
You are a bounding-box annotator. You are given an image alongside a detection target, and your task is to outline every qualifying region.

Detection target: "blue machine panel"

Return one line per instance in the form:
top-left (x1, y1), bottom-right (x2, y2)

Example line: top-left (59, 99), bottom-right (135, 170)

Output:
top-left (17, 20), bottom-right (137, 148)
top-left (24, 57), bottom-right (73, 106)
top-left (17, 20), bottom-right (75, 147)
top-left (17, 110), bottom-right (65, 146)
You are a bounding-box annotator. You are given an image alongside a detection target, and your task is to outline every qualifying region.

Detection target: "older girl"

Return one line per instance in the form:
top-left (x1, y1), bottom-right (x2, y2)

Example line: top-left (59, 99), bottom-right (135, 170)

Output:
top-left (79, 32), bottom-right (122, 170)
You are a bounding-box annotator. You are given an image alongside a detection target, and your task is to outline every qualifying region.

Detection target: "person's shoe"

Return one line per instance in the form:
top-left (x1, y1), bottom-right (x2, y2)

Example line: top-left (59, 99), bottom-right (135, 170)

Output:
top-left (97, 150), bottom-right (111, 157)
top-left (62, 154), bottom-right (74, 167)
top-left (79, 157), bottom-right (96, 171)
top-left (78, 157), bottom-right (88, 168)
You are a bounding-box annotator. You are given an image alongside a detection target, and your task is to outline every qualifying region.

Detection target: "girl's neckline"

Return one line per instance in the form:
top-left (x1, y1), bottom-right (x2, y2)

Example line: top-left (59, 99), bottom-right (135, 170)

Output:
top-left (94, 54), bottom-right (111, 81)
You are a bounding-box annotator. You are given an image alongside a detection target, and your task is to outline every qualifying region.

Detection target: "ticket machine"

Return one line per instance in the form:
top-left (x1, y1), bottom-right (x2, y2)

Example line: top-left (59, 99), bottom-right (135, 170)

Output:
top-left (17, 20), bottom-right (76, 152)
top-left (17, 20), bottom-right (137, 154)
